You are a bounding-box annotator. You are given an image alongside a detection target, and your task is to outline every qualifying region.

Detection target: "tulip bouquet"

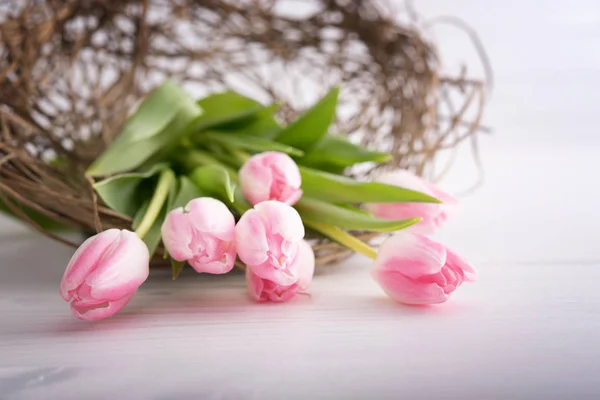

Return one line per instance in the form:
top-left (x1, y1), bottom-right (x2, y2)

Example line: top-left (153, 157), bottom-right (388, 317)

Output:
top-left (60, 81), bottom-right (476, 321)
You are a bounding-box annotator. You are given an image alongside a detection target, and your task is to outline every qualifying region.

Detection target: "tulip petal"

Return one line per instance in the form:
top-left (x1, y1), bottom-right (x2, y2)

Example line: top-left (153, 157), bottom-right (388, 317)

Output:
top-left (249, 254), bottom-right (300, 286)
top-left (375, 232), bottom-right (447, 279)
top-left (70, 291), bottom-right (137, 321)
top-left (235, 209), bottom-right (270, 266)
top-left (245, 268), bottom-right (300, 303)
top-left (85, 230), bottom-right (150, 301)
top-left (445, 247), bottom-right (477, 282)
top-left (188, 241), bottom-right (236, 274)
top-left (424, 181), bottom-right (459, 225)
top-left (246, 268), bottom-right (266, 302)
top-left (238, 201), bottom-right (304, 286)
top-left (366, 202), bottom-right (442, 235)
top-left (265, 282), bottom-right (299, 302)
top-left (280, 188), bottom-right (303, 206)
top-left (269, 152), bottom-right (302, 188)
top-left (255, 200), bottom-right (304, 242)
top-left (239, 152), bottom-right (302, 205)
top-left (186, 197), bottom-right (236, 241)
top-left (372, 269), bottom-right (449, 305)
top-left (239, 157), bottom-right (272, 205)
top-left (164, 198), bottom-right (237, 275)
top-left (161, 207), bottom-right (194, 262)
top-left (372, 233), bottom-right (476, 305)
top-left (60, 229), bottom-right (121, 301)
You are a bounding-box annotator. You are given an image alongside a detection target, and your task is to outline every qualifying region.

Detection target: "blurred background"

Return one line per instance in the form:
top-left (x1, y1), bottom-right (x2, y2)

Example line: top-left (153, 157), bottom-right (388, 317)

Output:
top-left (413, 0), bottom-right (600, 265)
top-left (3, 0), bottom-right (598, 266)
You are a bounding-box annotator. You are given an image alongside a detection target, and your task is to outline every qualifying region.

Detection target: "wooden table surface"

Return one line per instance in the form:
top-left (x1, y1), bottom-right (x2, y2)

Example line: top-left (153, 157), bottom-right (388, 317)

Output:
top-left (2, 0), bottom-right (600, 399)
top-left (1, 232), bottom-right (599, 400)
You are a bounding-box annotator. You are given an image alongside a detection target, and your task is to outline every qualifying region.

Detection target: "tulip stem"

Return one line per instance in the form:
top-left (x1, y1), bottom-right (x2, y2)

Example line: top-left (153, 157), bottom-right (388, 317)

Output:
top-left (304, 220), bottom-right (378, 260)
top-left (135, 168), bottom-right (175, 240)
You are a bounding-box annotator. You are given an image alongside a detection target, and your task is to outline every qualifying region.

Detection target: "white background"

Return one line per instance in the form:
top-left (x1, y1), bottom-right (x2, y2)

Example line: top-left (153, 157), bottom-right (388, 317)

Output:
top-left (416, 0), bottom-right (600, 264)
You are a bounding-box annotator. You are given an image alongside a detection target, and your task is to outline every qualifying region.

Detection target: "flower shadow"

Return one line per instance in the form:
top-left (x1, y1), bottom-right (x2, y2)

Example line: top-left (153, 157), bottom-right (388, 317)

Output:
top-left (360, 294), bottom-right (476, 317)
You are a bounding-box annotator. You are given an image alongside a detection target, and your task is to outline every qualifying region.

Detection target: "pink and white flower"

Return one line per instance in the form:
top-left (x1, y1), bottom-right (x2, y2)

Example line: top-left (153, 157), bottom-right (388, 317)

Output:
top-left (60, 229), bottom-right (149, 321)
top-left (235, 200), bottom-right (305, 286)
top-left (162, 197), bottom-right (236, 274)
top-left (246, 240), bottom-right (315, 302)
top-left (239, 151), bottom-right (303, 205)
top-left (372, 232), bottom-right (476, 305)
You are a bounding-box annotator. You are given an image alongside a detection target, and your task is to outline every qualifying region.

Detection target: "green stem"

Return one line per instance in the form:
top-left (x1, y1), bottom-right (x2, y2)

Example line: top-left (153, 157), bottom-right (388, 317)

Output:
top-left (135, 169), bottom-right (175, 239)
top-left (304, 220), bottom-right (378, 260)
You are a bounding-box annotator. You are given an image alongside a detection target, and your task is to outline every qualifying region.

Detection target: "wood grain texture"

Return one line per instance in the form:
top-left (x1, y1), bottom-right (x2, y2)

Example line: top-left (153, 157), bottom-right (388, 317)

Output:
top-left (1, 232), bottom-right (599, 399)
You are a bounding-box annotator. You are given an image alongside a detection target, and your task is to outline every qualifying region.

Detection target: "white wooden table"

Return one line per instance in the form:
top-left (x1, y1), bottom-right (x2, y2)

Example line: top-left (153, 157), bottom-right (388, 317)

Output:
top-left (1, 218), bottom-right (599, 399)
top-left (2, 0), bottom-right (600, 398)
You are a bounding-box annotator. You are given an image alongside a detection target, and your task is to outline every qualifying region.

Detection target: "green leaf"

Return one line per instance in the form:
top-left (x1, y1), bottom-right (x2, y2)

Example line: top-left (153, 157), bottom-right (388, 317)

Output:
top-left (87, 82), bottom-right (202, 176)
top-left (94, 164), bottom-right (167, 217)
top-left (275, 87), bottom-right (339, 150)
top-left (189, 165), bottom-right (235, 203)
top-left (232, 186), bottom-right (252, 214)
top-left (295, 197), bottom-right (421, 232)
top-left (171, 259), bottom-right (186, 280)
top-left (334, 203), bottom-right (372, 216)
top-left (301, 162), bottom-right (346, 175)
top-left (299, 136), bottom-right (391, 171)
top-left (214, 105), bottom-right (282, 138)
top-left (195, 91), bottom-right (267, 130)
top-left (166, 173), bottom-right (179, 212)
top-left (200, 144), bottom-right (246, 170)
top-left (111, 81), bottom-right (189, 143)
top-left (299, 167), bottom-right (441, 204)
top-left (178, 149), bottom-right (240, 177)
top-left (201, 131), bottom-right (304, 157)
top-left (169, 176), bottom-right (205, 210)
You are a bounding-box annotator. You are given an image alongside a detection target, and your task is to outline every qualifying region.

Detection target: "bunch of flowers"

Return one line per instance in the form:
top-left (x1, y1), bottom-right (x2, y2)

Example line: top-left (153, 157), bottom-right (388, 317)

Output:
top-left (59, 82), bottom-right (476, 321)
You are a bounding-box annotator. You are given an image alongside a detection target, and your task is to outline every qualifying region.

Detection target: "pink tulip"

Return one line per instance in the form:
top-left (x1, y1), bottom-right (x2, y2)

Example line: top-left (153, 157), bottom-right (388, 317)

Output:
top-left (235, 200), bottom-right (305, 286)
top-left (60, 229), bottom-right (149, 321)
top-left (161, 197), bottom-right (236, 274)
top-left (239, 151), bottom-right (303, 205)
top-left (366, 170), bottom-right (457, 235)
top-left (246, 239), bottom-right (315, 302)
top-left (372, 232), bottom-right (476, 305)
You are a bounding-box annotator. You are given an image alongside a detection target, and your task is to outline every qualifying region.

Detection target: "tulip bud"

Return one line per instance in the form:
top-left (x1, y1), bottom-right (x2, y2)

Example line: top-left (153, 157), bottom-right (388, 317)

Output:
top-left (60, 229), bottom-right (149, 321)
top-left (372, 232), bottom-right (476, 305)
top-left (246, 239), bottom-right (315, 302)
top-left (239, 151), bottom-right (303, 205)
top-left (366, 170), bottom-right (457, 235)
top-left (161, 197), bottom-right (236, 274)
top-left (235, 200), bottom-right (305, 286)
